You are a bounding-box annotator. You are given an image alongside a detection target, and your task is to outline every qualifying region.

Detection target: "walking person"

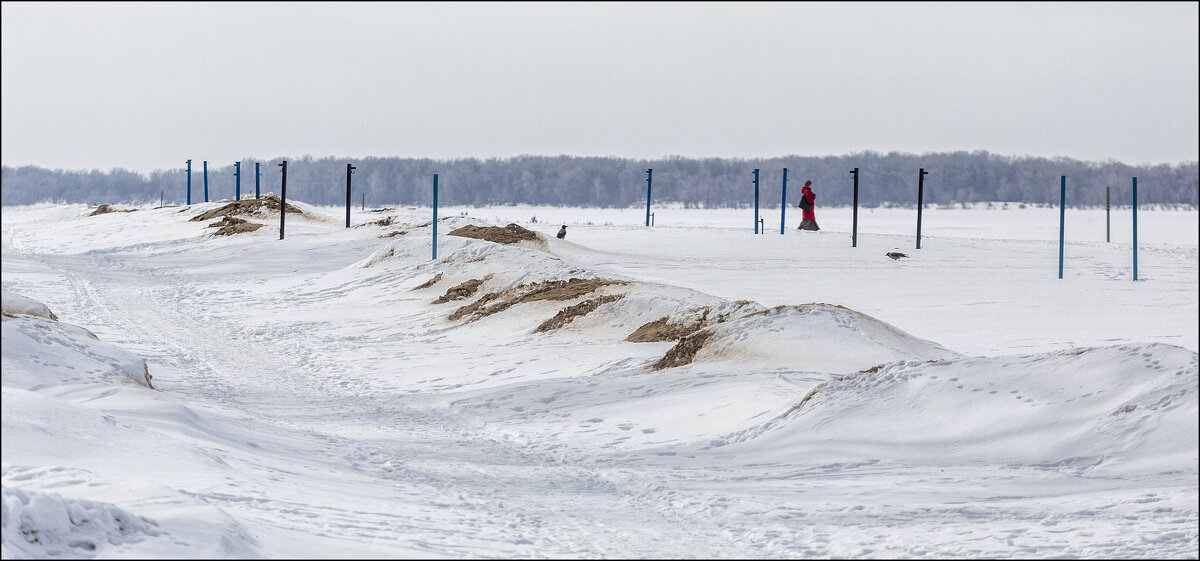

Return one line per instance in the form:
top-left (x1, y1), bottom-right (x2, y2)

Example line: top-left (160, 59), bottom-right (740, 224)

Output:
top-left (797, 180), bottom-right (820, 231)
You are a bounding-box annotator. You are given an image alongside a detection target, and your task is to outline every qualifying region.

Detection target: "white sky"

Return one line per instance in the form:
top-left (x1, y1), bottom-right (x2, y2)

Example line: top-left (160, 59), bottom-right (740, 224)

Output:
top-left (2, 2), bottom-right (1197, 174)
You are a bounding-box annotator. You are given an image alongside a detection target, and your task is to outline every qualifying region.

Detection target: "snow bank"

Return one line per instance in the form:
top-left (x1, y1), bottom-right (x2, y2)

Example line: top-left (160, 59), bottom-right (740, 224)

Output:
top-left (0, 484), bottom-right (161, 559)
top-left (1, 290), bottom-right (58, 321)
top-left (1, 292), bottom-right (152, 390)
top-left (733, 342), bottom-right (1199, 474)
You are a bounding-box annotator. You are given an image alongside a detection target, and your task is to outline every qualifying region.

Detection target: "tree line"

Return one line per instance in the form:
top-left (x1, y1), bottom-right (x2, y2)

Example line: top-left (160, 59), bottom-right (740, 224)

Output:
top-left (2, 151), bottom-right (1196, 208)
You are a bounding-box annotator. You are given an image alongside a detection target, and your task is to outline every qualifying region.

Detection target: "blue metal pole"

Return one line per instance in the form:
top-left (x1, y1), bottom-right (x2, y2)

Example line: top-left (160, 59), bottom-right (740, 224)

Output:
top-left (1133, 177), bottom-right (1138, 281)
top-left (753, 168), bottom-right (760, 234)
top-left (203, 161), bottom-right (209, 203)
top-left (645, 169), bottom-right (653, 227)
top-left (780, 168), bottom-right (788, 235)
top-left (186, 159), bottom-right (192, 205)
top-left (432, 174), bottom-right (439, 260)
top-left (1058, 175), bottom-right (1066, 279)
top-left (255, 162), bottom-right (261, 199)
top-left (234, 162), bottom-right (241, 201)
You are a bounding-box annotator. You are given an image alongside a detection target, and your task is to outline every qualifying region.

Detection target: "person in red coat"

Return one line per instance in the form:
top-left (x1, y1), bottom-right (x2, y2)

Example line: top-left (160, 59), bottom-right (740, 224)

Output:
top-left (798, 180), bottom-right (820, 231)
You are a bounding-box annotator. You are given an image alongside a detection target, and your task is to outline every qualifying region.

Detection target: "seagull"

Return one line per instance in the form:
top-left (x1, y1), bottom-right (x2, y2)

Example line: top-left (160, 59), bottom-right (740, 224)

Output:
top-left (556, 225), bottom-right (567, 239)
top-left (886, 251), bottom-right (909, 261)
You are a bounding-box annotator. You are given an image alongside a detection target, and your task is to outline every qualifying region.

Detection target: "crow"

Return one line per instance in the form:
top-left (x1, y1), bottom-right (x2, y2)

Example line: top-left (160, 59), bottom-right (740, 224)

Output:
top-left (886, 251), bottom-right (909, 260)
top-left (556, 225), bottom-right (567, 239)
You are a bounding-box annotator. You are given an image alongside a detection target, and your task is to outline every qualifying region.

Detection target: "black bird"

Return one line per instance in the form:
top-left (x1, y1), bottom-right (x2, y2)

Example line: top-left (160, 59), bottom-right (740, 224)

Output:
top-left (556, 225), bottom-right (567, 239)
top-left (886, 251), bottom-right (909, 261)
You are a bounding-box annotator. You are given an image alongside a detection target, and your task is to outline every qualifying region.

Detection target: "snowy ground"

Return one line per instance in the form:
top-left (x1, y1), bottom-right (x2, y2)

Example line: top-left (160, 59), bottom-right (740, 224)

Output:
top-left (2, 199), bottom-right (1197, 558)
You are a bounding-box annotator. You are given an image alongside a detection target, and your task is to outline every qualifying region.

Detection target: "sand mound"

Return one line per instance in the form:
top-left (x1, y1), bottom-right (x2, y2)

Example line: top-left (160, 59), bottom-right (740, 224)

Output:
top-left (413, 273), bottom-right (443, 290)
top-left (534, 293), bottom-right (626, 333)
top-left (653, 330), bottom-right (715, 370)
top-left (206, 216), bottom-right (265, 236)
top-left (88, 204), bottom-right (136, 216)
top-left (357, 216), bottom-right (394, 228)
top-left (625, 300), bottom-right (757, 343)
top-left (434, 275), bottom-right (493, 304)
top-left (189, 195), bottom-right (302, 222)
top-left (448, 223), bottom-right (540, 245)
top-left (450, 278), bottom-right (626, 322)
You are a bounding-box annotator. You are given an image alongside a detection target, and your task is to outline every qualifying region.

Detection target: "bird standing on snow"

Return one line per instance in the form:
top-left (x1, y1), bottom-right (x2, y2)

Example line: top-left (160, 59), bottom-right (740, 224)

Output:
top-left (886, 251), bottom-right (909, 260)
top-left (556, 225), bottom-right (567, 239)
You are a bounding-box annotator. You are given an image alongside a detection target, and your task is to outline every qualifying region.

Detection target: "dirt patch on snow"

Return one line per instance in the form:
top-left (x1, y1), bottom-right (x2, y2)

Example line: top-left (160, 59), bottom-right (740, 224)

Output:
top-left (626, 301), bottom-right (758, 343)
top-left (625, 316), bottom-right (704, 343)
top-left (534, 293), bottom-right (626, 333)
top-left (189, 195), bottom-right (302, 222)
top-left (206, 216), bottom-right (265, 235)
top-left (448, 223), bottom-right (541, 245)
top-left (434, 275), bottom-right (493, 304)
top-left (358, 215), bottom-right (394, 228)
top-left (652, 330), bottom-right (715, 370)
top-left (89, 204), bottom-right (136, 216)
top-left (413, 273), bottom-right (443, 290)
top-left (450, 278), bottom-right (626, 322)
top-left (628, 300), bottom-right (763, 369)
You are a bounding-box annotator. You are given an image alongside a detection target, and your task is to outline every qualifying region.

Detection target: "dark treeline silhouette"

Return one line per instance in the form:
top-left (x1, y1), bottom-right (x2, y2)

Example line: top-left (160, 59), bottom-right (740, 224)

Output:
top-left (3, 151), bottom-right (1196, 208)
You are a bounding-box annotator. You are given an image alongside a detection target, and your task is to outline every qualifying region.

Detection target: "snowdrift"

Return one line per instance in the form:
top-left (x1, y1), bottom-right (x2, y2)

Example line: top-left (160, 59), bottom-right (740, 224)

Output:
top-left (725, 343), bottom-right (1199, 475)
top-left (1, 485), bottom-right (161, 558)
top-left (2, 290), bottom-right (153, 390)
top-left (352, 217), bottom-right (959, 375)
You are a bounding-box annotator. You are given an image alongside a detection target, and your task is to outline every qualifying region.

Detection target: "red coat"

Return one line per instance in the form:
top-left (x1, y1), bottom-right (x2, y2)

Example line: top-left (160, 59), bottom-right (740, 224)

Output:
top-left (800, 186), bottom-right (816, 220)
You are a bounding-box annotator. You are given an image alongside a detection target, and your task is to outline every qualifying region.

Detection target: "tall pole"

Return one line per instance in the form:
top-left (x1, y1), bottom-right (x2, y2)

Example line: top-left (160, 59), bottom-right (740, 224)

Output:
top-left (851, 167), bottom-right (860, 247)
top-left (753, 169), bottom-right (760, 234)
top-left (916, 168), bottom-right (928, 249)
top-left (186, 159), bottom-right (192, 205)
top-left (645, 169), bottom-right (653, 227)
top-left (780, 167), bottom-right (788, 235)
top-left (1106, 186), bottom-right (1110, 243)
top-left (234, 161), bottom-right (241, 201)
top-left (432, 174), bottom-right (439, 260)
top-left (203, 160), bottom-right (209, 203)
top-left (1058, 175), bottom-right (1066, 279)
top-left (278, 161), bottom-right (288, 240)
top-left (346, 163), bottom-right (356, 228)
top-left (255, 162), bottom-right (261, 199)
top-left (1133, 177), bottom-right (1138, 281)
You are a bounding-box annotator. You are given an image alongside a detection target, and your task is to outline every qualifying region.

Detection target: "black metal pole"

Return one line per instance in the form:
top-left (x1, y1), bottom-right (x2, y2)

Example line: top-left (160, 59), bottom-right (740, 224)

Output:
top-left (753, 168), bottom-right (760, 234)
top-left (645, 169), bottom-right (653, 227)
top-left (1106, 186), bottom-right (1110, 243)
top-left (916, 168), bottom-right (928, 249)
top-left (279, 161), bottom-right (288, 240)
top-left (850, 167), bottom-right (859, 247)
top-left (346, 163), bottom-right (356, 228)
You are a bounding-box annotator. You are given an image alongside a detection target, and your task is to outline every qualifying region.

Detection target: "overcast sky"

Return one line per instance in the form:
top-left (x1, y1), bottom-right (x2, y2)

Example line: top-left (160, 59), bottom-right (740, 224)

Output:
top-left (2, 2), bottom-right (1197, 174)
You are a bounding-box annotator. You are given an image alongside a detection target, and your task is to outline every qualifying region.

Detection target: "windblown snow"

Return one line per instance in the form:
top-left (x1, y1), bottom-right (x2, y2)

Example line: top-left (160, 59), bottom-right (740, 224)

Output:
top-left (2, 200), bottom-right (1197, 558)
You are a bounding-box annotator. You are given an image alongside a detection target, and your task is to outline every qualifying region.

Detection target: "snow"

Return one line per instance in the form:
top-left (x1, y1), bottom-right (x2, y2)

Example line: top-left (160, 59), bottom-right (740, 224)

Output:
top-left (2, 199), bottom-right (1197, 558)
